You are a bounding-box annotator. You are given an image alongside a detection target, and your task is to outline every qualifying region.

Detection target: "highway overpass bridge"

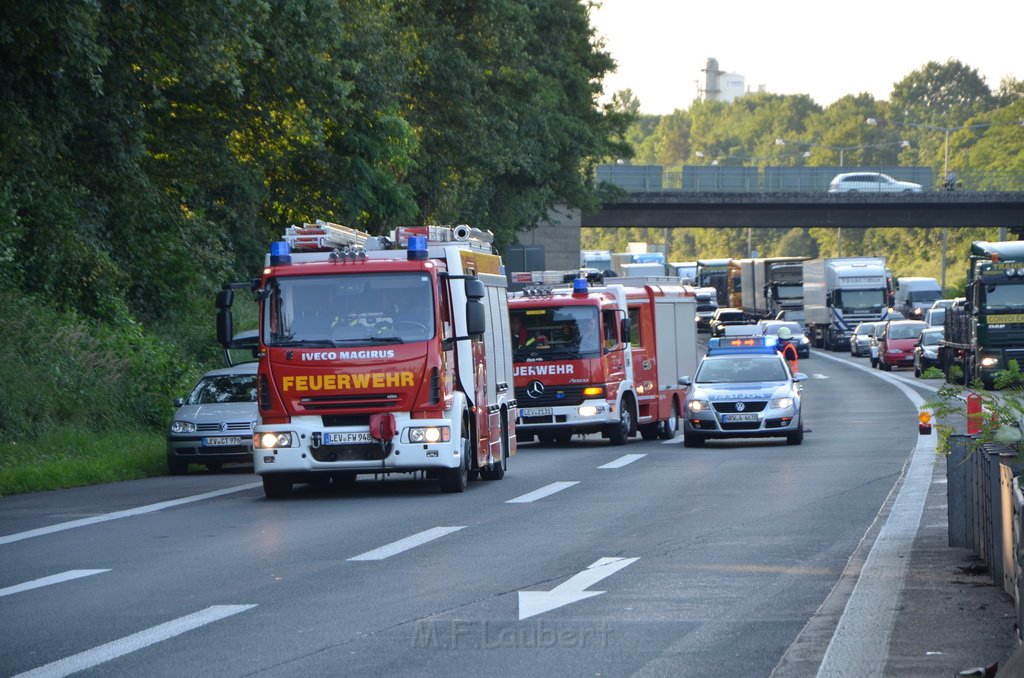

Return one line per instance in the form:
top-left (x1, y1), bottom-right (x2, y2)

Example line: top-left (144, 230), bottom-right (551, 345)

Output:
top-left (580, 191), bottom-right (1024, 229)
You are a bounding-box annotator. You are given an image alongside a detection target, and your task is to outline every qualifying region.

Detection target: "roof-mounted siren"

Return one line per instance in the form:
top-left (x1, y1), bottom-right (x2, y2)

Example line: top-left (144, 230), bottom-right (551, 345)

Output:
top-left (270, 240), bottom-right (292, 265)
top-left (571, 276), bottom-right (588, 297)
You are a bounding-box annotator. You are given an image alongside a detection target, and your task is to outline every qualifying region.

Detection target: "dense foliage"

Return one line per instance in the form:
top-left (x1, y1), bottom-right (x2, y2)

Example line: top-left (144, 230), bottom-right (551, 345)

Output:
top-left (0, 0), bottom-right (629, 447)
top-left (586, 60), bottom-right (1024, 290)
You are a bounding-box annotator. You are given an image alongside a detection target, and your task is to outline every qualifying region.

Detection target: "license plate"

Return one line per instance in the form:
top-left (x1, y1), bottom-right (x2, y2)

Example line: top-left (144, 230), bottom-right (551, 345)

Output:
top-left (520, 407), bottom-right (553, 418)
top-left (324, 432), bottom-right (373, 445)
top-left (203, 436), bottom-right (245, 447)
top-left (722, 413), bottom-right (758, 423)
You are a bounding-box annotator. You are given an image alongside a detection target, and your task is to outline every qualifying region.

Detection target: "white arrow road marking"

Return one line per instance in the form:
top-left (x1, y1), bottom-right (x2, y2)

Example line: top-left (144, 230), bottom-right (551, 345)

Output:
top-left (13, 604), bottom-right (256, 678)
top-left (518, 556), bottom-right (639, 620)
top-left (599, 454), bottom-right (646, 469)
top-left (812, 373), bottom-right (829, 379)
top-left (506, 481), bottom-right (579, 504)
top-left (0, 569), bottom-right (110, 598)
top-left (348, 526), bottom-right (465, 561)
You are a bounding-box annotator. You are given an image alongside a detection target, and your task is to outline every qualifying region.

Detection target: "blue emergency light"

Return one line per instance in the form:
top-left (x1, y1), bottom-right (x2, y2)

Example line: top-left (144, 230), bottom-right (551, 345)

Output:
top-left (572, 277), bottom-right (588, 296)
top-left (270, 240), bottom-right (291, 265)
top-left (407, 235), bottom-right (428, 261)
top-left (706, 336), bottom-right (776, 356)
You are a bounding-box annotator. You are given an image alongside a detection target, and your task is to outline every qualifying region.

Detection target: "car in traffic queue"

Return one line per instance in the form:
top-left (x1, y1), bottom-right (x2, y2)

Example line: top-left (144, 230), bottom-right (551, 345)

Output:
top-left (850, 321), bottom-right (878, 358)
top-left (913, 327), bottom-right (945, 377)
top-left (868, 321), bottom-right (887, 368)
top-left (166, 361), bottom-right (258, 475)
top-left (877, 319), bottom-right (929, 371)
top-left (759, 320), bottom-right (811, 359)
top-left (680, 335), bottom-right (806, 448)
top-left (708, 307), bottom-right (750, 337)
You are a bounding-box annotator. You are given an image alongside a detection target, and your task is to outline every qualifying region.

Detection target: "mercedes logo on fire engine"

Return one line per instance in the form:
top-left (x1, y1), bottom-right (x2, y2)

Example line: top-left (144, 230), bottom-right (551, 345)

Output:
top-left (735, 402), bottom-right (745, 412)
top-left (526, 380), bottom-right (546, 399)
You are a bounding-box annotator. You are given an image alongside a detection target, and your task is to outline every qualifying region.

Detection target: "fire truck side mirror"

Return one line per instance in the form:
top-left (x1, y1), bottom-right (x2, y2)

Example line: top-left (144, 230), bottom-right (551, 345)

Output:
top-left (215, 288), bottom-right (234, 348)
top-left (464, 278), bottom-right (486, 337)
top-left (620, 317), bottom-right (632, 342)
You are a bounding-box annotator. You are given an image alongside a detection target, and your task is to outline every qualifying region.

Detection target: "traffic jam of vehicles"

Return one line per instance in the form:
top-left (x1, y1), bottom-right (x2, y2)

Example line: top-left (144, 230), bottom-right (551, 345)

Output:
top-left (193, 236), bottom-right (1016, 495)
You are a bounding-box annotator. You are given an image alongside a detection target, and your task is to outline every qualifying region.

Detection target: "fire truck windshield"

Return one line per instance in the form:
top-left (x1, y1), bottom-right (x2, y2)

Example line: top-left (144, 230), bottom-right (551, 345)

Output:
top-left (510, 307), bottom-right (600, 358)
top-left (265, 273), bottom-right (435, 347)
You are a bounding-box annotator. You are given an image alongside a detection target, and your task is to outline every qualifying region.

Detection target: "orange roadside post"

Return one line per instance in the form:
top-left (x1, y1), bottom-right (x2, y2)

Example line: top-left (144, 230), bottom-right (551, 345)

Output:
top-left (967, 392), bottom-right (982, 435)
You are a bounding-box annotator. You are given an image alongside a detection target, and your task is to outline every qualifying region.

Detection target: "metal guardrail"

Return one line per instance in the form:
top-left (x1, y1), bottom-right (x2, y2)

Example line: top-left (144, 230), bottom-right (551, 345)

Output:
top-left (947, 436), bottom-right (1024, 639)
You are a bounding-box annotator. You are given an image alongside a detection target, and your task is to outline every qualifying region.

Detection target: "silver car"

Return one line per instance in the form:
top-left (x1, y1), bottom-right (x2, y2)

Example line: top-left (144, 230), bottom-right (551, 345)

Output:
top-left (827, 172), bottom-right (923, 194)
top-left (166, 362), bottom-right (258, 475)
top-left (850, 322), bottom-right (878, 357)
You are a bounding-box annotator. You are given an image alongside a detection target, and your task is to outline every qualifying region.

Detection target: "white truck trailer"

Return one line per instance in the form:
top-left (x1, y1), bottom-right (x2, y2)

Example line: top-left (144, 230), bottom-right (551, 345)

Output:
top-left (803, 257), bottom-right (891, 351)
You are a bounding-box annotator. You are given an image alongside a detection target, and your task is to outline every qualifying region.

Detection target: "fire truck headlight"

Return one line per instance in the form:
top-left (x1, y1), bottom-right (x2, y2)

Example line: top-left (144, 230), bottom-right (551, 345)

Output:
top-left (409, 426), bottom-right (450, 443)
top-left (582, 386), bottom-right (605, 397)
top-left (687, 400), bottom-right (709, 413)
top-left (255, 432), bottom-right (296, 449)
top-left (771, 397), bottom-right (795, 410)
top-left (981, 356), bottom-right (1000, 368)
top-left (578, 405), bottom-right (605, 417)
top-left (170, 421), bottom-right (196, 434)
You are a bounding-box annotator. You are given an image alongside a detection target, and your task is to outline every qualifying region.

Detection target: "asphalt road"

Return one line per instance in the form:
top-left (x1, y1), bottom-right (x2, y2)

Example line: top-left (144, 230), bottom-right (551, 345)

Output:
top-left (0, 348), bottom-right (1015, 677)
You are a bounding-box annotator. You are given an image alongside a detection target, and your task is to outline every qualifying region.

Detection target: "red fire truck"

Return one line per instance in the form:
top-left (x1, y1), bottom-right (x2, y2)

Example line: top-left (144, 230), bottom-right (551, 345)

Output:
top-left (508, 272), bottom-right (698, 444)
top-left (216, 221), bottom-right (516, 497)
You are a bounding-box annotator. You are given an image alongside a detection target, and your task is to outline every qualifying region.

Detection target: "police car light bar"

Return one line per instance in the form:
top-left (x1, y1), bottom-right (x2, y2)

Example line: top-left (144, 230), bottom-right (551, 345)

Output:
top-left (706, 336), bottom-right (777, 356)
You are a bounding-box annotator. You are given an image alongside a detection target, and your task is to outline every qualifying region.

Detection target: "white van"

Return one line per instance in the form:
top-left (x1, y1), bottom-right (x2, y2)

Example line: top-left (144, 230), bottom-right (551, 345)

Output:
top-left (894, 277), bottom-right (942, 321)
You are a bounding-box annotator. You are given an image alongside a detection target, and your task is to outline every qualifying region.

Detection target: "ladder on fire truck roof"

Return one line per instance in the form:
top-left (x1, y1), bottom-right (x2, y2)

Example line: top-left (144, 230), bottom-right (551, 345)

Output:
top-left (283, 220), bottom-right (494, 253)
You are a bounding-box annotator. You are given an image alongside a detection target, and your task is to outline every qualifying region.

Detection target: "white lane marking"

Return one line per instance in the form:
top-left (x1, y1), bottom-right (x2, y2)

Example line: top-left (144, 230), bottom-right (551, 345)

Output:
top-left (506, 481), bottom-right (579, 504)
top-left (0, 483), bottom-right (262, 546)
top-left (348, 526), bottom-right (466, 561)
top-left (518, 556), bottom-right (639, 620)
top-left (599, 454), bottom-right (646, 469)
top-left (13, 604), bottom-right (256, 678)
top-left (0, 569), bottom-right (110, 598)
top-left (808, 350), bottom-right (935, 676)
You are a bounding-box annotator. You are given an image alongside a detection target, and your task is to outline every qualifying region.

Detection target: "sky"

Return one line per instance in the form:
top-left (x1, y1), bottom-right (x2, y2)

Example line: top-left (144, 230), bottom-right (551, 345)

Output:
top-left (589, 0), bottom-right (1022, 115)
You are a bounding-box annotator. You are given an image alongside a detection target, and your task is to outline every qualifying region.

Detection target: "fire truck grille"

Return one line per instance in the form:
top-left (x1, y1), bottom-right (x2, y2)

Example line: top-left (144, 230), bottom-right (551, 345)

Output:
top-left (299, 393), bottom-right (401, 411)
top-left (311, 444), bottom-right (389, 463)
top-left (515, 384), bottom-right (587, 407)
top-left (711, 401), bottom-right (768, 414)
top-left (320, 414), bottom-right (370, 427)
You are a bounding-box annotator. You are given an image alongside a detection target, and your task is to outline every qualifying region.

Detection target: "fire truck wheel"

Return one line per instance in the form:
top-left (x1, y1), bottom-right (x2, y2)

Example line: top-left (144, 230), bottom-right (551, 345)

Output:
top-left (480, 417), bottom-right (508, 481)
top-left (639, 424), bottom-right (660, 441)
top-left (658, 404), bottom-right (680, 440)
top-left (554, 430), bottom-right (573, 445)
top-left (440, 423), bottom-right (470, 493)
top-left (262, 474), bottom-right (293, 499)
top-left (608, 397), bottom-right (635, 445)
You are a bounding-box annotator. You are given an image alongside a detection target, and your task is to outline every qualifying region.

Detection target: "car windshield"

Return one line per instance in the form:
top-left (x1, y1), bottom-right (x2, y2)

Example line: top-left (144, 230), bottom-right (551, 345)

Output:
top-left (696, 357), bottom-right (788, 383)
top-left (889, 324), bottom-right (926, 340)
top-left (188, 375), bottom-right (257, 405)
top-left (921, 333), bottom-right (942, 346)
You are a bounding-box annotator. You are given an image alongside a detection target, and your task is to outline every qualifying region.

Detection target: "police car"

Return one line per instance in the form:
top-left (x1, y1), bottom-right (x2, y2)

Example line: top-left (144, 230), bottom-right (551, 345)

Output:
top-left (679, 336), bottom-right (806, 447)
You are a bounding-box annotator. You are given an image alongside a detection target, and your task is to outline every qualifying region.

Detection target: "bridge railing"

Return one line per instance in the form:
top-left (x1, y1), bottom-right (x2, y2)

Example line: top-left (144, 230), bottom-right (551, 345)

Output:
top-left (599, 164), bottom-right (1024, 193)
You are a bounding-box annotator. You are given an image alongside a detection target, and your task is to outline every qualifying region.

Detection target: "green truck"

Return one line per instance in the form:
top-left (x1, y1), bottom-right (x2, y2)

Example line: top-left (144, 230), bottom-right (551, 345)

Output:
top-left (941, 240), bottom-right (1024, 388)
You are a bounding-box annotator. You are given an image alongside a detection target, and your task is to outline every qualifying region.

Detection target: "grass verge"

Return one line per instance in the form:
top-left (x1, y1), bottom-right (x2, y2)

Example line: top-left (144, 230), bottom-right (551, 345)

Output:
top-left (0, 427), bottom-right (166, 496)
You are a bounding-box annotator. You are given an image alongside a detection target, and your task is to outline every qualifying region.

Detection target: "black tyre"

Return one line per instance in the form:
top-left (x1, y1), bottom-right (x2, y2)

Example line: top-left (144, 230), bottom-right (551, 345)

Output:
top-left (167, 459), bottom-right (189, 476)
top-left (657, 403), bottom-right (680, 440)
top-left (262, 474), bottom-right (292, 499)
top-left (554, 430), bottom-right (573, 445)
top-left (608, 397), bottom-right (635, 445)
top-left (683, 431), bottom-right (705, 448)
top-left (537, 432), bottom-right (556, 445)
top-left (440, 419), bottom-right (470, 493)
top-left (479, 414), bottom-right (508, 481)
top-left (787, 425), bottom-right (804, 445)
top-left (639, 424), bottom-right (660, 441)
